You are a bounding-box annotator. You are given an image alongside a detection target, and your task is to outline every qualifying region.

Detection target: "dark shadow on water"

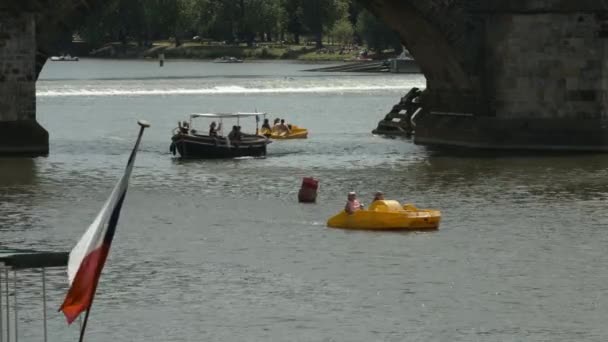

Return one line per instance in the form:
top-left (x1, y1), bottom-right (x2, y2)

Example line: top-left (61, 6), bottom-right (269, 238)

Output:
top-left (372, 134), bottom-right (413, 141)
top-left (267, 150), bottom-right (309, 157)
top-left (168, 149), bottom-right (307, 163)
top-left (170, 155), bottom-right (267, 165)
top-left (424, 146), bottom-right (608, 159)
top-left (329, 227), bottom-right (439, 235)
top-left (0, 158), bottom-right (38, 187)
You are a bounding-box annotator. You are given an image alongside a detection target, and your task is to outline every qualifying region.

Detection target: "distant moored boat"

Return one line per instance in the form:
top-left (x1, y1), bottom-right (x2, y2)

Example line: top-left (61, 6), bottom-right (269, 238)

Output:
top-left (50, 55), bottom-right (79, 62)
top-left (213, 56), bottom-right (243, 63)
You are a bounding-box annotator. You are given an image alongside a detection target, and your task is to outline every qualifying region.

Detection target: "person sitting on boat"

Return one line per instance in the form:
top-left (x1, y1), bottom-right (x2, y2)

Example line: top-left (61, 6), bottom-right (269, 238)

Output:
top-left (228, 125), bottom-right (241, 141)
top-left (372, 191), bottom-right (384, 202)
top-left (277, 119), bottom-right (291, 134)
top-left (228, 125), bottom-right (237, 140)
top-left (209, 121), bottom-right (221, 137)
top-left (179, 121), bottom-right (190, 134)
top-left (272, 118), bottom-right (281, 131)
top-left (345, 192), bottom-right (364, 215)
top-left (261, 118), bottom-right (271, 130)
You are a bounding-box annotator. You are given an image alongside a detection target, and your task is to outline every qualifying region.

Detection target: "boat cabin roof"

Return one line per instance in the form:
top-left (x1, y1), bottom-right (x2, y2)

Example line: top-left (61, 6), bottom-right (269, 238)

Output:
top-left (190, 112), bottom-right (267, 119)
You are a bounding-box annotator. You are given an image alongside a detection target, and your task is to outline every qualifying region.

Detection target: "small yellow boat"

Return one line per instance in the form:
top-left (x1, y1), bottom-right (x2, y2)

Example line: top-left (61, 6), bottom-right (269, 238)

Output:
top-left (260, 125), bottom-right (308, 139)
top-left (327, 200), bottom-right (441, 231)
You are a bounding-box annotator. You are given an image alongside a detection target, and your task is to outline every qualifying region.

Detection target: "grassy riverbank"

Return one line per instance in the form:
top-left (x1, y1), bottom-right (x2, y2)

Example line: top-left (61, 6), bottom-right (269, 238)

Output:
top-left (88, 41), bottom-right (392, 61)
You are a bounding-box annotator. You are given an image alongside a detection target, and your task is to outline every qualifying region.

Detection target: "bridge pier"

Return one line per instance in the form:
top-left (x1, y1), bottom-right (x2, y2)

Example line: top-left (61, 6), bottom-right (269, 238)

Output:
top-left (365, 1), bottom-right (608, 151)
top-left (0, 11), bottom-right (48, 156)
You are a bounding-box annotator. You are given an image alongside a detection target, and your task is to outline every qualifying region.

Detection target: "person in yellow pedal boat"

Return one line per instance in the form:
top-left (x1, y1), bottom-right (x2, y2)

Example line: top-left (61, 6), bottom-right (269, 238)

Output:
top-left (345, 191), bottom-right (364, 214)
top-left (272, 118), bottom-right (280, 130)
top-left (261, 118), bottom-right (271, 131)
top-left (372, 191), bottom-right (384, 202)
top-left (277, 119), bottom-right (291, 134)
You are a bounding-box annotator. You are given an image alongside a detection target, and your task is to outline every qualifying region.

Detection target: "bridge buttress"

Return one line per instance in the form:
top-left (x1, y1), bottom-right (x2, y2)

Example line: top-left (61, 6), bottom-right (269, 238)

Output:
top-left (362, 0), bottom-right (608, 151)
top-left (0, 11), bottom-right (48, 156)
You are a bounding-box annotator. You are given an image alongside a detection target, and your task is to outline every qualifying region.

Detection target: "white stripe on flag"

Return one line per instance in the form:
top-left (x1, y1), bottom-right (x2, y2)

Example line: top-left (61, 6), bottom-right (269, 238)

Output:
top-left (66, 150), bottom-right (138, 284)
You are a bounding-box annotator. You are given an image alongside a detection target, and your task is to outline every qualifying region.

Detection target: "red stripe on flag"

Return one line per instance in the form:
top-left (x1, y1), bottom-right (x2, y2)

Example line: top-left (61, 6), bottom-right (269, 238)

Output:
top-left (60, 244), bottom-right (110, 324)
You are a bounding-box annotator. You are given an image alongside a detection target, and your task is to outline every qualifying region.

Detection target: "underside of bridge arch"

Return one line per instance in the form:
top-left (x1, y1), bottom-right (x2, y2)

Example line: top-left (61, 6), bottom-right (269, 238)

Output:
top-left (362, 0), bottom-right (608, 151)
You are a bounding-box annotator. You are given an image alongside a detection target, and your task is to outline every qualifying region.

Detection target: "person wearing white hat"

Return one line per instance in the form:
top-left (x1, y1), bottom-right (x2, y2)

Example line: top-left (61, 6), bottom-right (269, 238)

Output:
top-left (345, 191), bottom-right (364, 214)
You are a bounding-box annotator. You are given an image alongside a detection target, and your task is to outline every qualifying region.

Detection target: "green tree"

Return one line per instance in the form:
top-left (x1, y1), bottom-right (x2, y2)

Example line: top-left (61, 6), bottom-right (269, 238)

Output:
top-left (355, 9), bottom-right (402, 53)
top-left (76, 0), bottom-right (359, 50)
top-left (301, 0), bottom-right (348, 48)
top-left (283, 0), bottom-right (305, 44)
top-left (329, 17), bottom-right (354, 46)
top-left (204, 0), bottom-right (238, 42)
top-left (238, 0), bottom-right (281, 45)
top-left (78, 0), bottom-right (121, 47)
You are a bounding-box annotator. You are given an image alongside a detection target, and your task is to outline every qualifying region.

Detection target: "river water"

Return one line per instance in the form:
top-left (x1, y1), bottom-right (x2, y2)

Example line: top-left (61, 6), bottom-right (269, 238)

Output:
top-left (2, 59), bottom-right (608, 341)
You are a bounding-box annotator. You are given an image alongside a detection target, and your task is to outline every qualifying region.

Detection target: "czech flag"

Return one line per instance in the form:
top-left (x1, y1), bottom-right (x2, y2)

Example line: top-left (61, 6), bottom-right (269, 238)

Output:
top-left (60, 121), bottom-right (148, 324)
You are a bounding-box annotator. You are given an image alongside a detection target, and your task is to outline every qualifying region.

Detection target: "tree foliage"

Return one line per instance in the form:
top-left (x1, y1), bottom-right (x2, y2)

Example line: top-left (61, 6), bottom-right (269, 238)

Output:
top-left (355, 9), bottom-right (402, 53)
top-left (77, 0), bottom-right (401, 52)
top-left (330, 17), bottom-right (354, 46)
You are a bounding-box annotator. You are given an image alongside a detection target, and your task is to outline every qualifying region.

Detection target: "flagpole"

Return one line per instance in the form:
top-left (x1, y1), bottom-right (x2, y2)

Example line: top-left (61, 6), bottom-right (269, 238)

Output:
top-left (77, 309), bottom-right (90, 342)
top-left (76, 120), bottom-right (150, 342)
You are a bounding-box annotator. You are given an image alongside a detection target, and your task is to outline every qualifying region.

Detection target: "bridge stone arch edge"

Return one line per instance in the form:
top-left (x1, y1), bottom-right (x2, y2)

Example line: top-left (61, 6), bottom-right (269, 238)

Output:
top-left (363, 0), bottom-right (608, 151)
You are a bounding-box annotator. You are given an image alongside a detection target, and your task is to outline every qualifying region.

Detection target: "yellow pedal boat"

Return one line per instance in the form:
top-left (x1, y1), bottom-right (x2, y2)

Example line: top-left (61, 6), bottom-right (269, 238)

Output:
top-left (260, 125), bottom-right (308, 139)
top-left (327, 200), bottom-right (441, 231)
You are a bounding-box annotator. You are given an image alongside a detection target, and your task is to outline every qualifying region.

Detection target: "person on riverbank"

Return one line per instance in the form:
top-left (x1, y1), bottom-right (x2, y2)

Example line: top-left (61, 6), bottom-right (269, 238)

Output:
top-left (345, 192), bottom-right (364, 214)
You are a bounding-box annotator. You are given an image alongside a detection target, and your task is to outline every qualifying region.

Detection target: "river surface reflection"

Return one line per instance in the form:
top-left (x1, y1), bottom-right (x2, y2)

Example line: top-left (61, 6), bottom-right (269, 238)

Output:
top-left (1, 59), bottom-right (608, 341)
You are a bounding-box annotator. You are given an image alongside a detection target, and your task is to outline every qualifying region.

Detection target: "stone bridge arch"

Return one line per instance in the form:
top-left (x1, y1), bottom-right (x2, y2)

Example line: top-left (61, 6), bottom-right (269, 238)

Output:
top-left (3, 0), bottom-right (608, 154)
top-left (363, 0), bottom-right (608, 150)
top-left (362, 0), bottom-right (481, 112)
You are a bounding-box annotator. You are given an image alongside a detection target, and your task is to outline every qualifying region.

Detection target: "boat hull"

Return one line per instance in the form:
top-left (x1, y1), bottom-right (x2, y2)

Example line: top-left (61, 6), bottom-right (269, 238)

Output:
top-left (327, 201), bottom-right (441, 230)
top-left (171, 134), bottom-right (269, 159)
top-left (271, 129), bottom-right (308, 139)
top-left (261, 126), bottom-right (309, 139)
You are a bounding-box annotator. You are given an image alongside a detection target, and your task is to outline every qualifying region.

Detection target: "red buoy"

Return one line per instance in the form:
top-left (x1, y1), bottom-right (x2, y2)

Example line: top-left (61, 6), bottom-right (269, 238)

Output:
top-left (298, 177), bottom-right (319, 203)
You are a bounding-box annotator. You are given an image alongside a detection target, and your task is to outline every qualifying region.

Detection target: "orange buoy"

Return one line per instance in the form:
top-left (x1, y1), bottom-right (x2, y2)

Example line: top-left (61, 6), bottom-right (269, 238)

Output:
top-left (298, 177), bottom-right (319, 203)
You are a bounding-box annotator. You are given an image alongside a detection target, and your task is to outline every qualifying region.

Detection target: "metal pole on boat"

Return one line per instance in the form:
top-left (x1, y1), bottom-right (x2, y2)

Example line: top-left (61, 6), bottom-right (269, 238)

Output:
top-left (12, 269), bottom-right (17, 342)
top-left (41, 268), bottom-right (47, 342)
top-left (4, 268), bottom-right (9, 342)
top-left (0, 266), bottom-right (3, 342)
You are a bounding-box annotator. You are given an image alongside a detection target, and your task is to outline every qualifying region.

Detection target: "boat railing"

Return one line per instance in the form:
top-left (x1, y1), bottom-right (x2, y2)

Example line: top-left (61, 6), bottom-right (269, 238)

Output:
top-left (1, 248), bottom-right (69, 342)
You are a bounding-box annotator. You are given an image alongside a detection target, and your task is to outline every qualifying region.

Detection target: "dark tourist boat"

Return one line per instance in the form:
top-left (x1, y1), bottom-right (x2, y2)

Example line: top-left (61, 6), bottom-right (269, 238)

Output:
top-left (170, 113), bottom-right (271, 158)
